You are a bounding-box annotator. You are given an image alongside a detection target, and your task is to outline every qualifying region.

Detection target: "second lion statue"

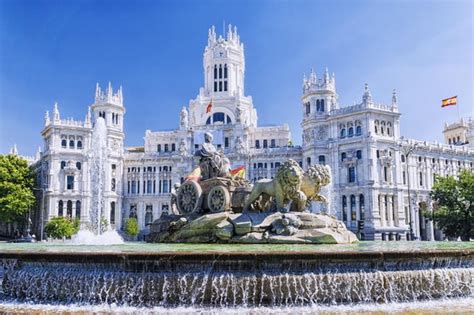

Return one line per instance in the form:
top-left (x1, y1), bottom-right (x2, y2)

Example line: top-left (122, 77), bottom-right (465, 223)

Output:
top-left (244, 159), bottom-right (331, 212)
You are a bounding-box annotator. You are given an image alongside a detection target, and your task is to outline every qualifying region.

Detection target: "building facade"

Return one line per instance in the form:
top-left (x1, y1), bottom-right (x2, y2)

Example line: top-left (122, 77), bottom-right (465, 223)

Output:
top-left (26, 25), bottom-right (474, 241)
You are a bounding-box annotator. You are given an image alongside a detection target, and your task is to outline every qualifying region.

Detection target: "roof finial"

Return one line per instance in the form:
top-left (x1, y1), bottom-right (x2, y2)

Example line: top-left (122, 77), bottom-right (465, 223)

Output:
top-left (363, 83), bottom-right (373, 105)
top-left (10, 144), bottom-right (18, 155)
top-left (392, 88), bottom-right (398, 105)
top-left (44, 110), bottom-right (50, 126)
top-left (53, 102), bottom-right (60, 121)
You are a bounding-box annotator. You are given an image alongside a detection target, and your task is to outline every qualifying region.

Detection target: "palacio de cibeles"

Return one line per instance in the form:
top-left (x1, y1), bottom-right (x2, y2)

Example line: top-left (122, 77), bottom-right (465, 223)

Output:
top-left (1, 1), bottom-right (473, 313)
top-left (6, 25), bottom-right (473, 243)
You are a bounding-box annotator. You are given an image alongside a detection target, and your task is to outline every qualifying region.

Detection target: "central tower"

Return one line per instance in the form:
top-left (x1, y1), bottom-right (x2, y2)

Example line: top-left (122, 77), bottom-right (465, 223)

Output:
top-left (188, 25), bottom-right (257, 128)
top-left (203, 25), bottom-right (245, 97)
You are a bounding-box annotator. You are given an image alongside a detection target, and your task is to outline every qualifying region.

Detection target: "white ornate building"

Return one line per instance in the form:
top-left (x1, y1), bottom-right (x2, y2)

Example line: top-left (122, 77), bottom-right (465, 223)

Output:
top-left (26, 25), bottom-right (473, 241)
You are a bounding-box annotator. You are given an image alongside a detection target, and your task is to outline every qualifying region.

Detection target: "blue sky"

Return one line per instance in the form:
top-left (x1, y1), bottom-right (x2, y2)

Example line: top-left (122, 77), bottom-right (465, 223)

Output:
top-left (1, 0), bottom-right (472, 155)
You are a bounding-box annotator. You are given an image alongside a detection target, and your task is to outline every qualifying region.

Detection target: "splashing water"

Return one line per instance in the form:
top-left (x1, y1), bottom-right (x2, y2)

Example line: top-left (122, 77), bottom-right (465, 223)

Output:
top-left (69, 117), bottom-right (123, 245)
top-left (71, 230), bottom-right (123, 245)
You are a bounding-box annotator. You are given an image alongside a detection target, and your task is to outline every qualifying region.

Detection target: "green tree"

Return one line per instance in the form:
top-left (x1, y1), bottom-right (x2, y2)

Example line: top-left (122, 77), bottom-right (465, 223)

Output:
top-left (45, 216), bottom-right (76, 239)
top-left (0, 154), bottom-right (35, 224)
top-left (124, 217), bottom-right (139, 238)
top-left (429, 170), bottom-right (474, 241)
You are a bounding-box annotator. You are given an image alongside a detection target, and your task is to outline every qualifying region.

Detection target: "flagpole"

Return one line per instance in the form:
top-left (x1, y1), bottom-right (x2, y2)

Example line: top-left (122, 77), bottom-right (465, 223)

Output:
top-left (457, 97), bottom-right (460, 120)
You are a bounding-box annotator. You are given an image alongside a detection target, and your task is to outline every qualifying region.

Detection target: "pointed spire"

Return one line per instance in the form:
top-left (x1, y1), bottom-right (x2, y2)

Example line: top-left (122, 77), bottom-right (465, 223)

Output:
top-left (53, 102), bottom-right (60, 121)
top-left (324, 67), bottom-right (330, 83)
top-left (227, 24), bottom-right (233, 41)
top-left (362, 83), bottom-right (373, 105)
top-left (95, 82), bottom-right (100, 98)
top-left (44, 110), bottom-right (50, 126)
top-left (392, 89), bottom-right (398, 106)
top-left (85, 106), bottom-right (91, 127)
top-left (35, 146), bottom-right (42, 160)
top-left (310, 68), bottom-right (316, 83)
top-left (10, 144), bottom-right (18, 155)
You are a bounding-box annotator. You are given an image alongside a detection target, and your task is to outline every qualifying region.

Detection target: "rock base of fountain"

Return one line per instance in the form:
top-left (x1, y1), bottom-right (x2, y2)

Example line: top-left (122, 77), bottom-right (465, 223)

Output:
top-left (149, 211), bottom-right (357, 244)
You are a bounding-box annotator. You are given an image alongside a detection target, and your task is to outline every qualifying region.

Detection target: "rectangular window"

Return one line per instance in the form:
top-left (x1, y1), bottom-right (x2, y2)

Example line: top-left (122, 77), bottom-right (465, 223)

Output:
top-left (270, 139), bottom-right (276, 148)
top-left (172, 143), bottom-right (176, 151)
top-left (147, 180), bottom-right (152, 194)
top-left (224, 81), bottom-right (228, 91)
top-left (263, 140), bottom-right (268, 148)
top-left (318, 155), bottom-right (326, 165)
top-left (356, 150), bottom-right (362, 159)
top-left (127, 181), bottom-right (130, 194)
top-left (164, 144), bottom-right (169, 152)
top-left (219, 81), bottom-right (222, 91)
top-left (131, 181), bottom-right (136, 194)
top-left (305, 103), bottom-right (310, 115)
top-left (255, 140), bottom-right (260, 148)
top-left (224, 137), bottom-right (229, 148)
top-left (348, 167), bottom-right (356, 183)
top-left (403, 171), bottom-right (406, 185)
top-left (66, 176), bottom-right (74, 190)
top-left (214, 81), bottom-right (217, 92)
top-left (384, 167), bottom-right (388, 182)
top-left (157, 144), bottom-right (161, 152)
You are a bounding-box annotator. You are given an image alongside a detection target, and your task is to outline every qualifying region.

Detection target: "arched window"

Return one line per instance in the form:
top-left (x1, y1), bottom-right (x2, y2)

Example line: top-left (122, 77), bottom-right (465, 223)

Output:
top-left (316, 99), bottom-right (320, 112)
top-left (61, 161), bottom-right (66, 169)
top-left (356, 126), bottom-right (362, 136)
top-left (145, 205), bottom-right (153, 225)
top-left (67, 200), bottom-right (73, 217)
top-left (219, 64), bottom-right (222, 79)
top-left (76, 201), bottom-right (81, 219)
top-left (359, 194), bottom-right (365, 220)
top-left (111, 178), bottom-right (116, 191)
top-left (69, 140), bottom-right (74, 148)
top-left (110, 202), bottom-right (115, 225)
top-left (214, 65), bottom-right (217, 79)
top-left (306, 157), bottom-right (311, 166)
top-left (77, 140), bottom-right (82, 149)
top-left (305, 102), bottom-right (310, 115)
top-left (401, 155), bottom-right (406, 163)
top-left (340, 128), bottom-right (346, 138)
top-left (224, 64), bottom-right (228, 78)
top-left (318, 155), bottom-right (326, 165)
top-left (76, 162), bottom-right (81, 170)
top-left (58, 200), bottom-right (63, 216)
top-left (348, 127), bottom-right (354, 137)
top-left (341, 152), bottom-right (346, 161)
top-left (320, 99), bottom-right (325, 111)
top-left (61, 139), bottom-right (67, 148)
top-left (342, 196), bottom-right (347, 222)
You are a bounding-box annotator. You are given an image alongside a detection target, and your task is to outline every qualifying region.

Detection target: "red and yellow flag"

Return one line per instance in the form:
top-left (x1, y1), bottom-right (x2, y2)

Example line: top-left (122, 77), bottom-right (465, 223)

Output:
top-left (442, 96), bottom-right (457, 108)
top-left (230, 166), bottom-right (246, 179)
top-left (206, 99), bottom-right (213, 113)
top-left (186, 167), bottom-right (201, 182)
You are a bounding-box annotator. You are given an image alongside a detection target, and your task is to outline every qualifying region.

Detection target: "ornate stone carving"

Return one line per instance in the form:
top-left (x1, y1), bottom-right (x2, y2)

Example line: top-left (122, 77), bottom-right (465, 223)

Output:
top-left (234, 136), bottom-right (246, 154)
top-left (178, 139), bottom-right (188, 156)
top-left (195, 132), bottom-right (230, 180)
top-left (180, 107), bottom-right (188, 129)
top-left (315, 125), bottom-right (328, 140)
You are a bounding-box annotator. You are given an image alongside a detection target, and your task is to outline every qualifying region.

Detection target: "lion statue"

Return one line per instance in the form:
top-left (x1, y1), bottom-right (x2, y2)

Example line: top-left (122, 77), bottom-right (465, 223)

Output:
top-left (291, 164), bottom-right (331, 211)
top-left (244, 159), bottom-right (305, 212)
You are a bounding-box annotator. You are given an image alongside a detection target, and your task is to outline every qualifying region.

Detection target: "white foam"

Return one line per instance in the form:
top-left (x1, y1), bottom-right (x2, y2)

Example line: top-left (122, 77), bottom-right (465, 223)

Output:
top-left (70, 229), bottom-right (124, 245)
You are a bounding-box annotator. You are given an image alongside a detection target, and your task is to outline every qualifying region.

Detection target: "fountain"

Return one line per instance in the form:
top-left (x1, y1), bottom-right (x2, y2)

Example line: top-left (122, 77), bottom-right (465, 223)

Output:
top-left (0, 131), bottom-right (472, 313)
top-left (71, 117), bottom-right (123, 245)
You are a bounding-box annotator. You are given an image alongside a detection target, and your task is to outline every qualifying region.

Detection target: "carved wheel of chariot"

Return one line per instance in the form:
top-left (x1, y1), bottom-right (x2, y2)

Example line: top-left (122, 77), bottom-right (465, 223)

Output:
top-left (207, 185), bottom-right (231, 213)
top-left (176, 181), bottom-right (202, 214)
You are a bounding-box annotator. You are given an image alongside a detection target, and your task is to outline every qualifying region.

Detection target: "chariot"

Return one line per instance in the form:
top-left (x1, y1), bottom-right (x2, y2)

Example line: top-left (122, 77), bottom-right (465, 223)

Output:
top-left (176, 177), bottom-right (252, 214)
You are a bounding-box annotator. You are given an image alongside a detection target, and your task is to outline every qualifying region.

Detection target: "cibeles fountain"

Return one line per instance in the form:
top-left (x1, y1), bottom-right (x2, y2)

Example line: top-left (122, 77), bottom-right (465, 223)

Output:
top-left (71, 116), bottom-right (123, 245)
top-left (0, 132), bottom-right (472, 312)
top-left (149, 132), bottom-right (357, 244)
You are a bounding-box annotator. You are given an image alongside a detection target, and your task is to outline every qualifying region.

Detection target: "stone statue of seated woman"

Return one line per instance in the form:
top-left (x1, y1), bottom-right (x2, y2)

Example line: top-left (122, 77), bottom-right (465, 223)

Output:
top-left (195, 132), bottom-right (230, 180)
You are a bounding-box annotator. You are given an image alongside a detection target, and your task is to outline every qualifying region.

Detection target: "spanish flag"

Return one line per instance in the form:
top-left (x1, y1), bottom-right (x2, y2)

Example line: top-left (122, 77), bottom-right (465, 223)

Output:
top-left (442, 96), bottom-right (457, 108)
top-left (186, 167), bottom-right (201, 182)
top-left (206, 99), bottom-right (213, 113)
top-left (230, 166), bottom-right (246, 179)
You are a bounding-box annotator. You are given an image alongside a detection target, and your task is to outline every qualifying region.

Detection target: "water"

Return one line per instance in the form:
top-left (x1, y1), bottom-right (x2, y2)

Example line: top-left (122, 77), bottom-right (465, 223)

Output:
top-left (1, 241), bottom-right (472, 308)
top-left (89, 117), bottom-right (107, 235)
top-left (71, 230), bottom-right (123, 246)
top-left (69, 117), bottom-right (123, 245)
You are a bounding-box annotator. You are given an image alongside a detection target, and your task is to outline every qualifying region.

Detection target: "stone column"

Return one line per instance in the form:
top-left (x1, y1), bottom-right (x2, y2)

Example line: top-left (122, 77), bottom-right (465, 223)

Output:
top-left (380, 194), bottom-right (386, 226)
top-left (387, 195), bottom-right (393, 227)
